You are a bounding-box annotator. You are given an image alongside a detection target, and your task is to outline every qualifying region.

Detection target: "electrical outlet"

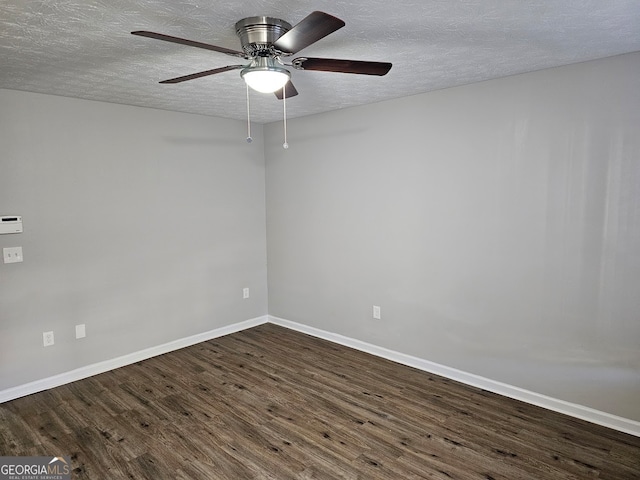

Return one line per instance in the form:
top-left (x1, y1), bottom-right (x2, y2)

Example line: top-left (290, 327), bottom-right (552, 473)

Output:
top-left (76, 324), bottom-right (86, 339)
top-left (243, 287), bottom-right (250, 299)
top-left (373, 305), bottom-right (381, 319)
top-left (43, 331), bottom-right (54, 347)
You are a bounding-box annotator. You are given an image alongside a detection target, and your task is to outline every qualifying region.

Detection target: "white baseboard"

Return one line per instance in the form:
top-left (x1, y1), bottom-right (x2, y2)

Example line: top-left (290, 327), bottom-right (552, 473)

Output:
top-left (0, 316), bottom-right (268, 404)
top-left (3, 313), bottom-right (639, 438)
top-left (268, 315), bottom-right (640, 438)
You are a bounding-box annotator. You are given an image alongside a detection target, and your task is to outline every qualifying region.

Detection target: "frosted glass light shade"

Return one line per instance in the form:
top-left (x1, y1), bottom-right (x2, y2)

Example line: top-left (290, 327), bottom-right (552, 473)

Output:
top-left (241, 57), bottom-right (290, 93)
top-left (242, 68), bottom-right (290, 93)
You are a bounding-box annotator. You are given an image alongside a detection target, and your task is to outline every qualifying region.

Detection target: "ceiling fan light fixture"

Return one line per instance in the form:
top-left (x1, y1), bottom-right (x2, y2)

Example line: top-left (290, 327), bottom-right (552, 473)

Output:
top-left (241, 57), bottom-right (290, 93)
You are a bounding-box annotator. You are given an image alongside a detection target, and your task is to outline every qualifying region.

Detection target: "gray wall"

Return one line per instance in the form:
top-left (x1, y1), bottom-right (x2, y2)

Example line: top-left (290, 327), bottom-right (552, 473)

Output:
top-left (0, 90), bottom-right (268, 390)
top-left (3, 53), bottom-right (639, 423)
top-left (265, 53), bottom-right (640, 421)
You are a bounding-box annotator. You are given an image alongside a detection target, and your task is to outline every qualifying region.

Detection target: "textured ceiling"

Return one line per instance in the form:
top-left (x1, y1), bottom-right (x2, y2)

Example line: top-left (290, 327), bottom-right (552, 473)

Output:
top-left (1, 0), bottom-right (640, 124)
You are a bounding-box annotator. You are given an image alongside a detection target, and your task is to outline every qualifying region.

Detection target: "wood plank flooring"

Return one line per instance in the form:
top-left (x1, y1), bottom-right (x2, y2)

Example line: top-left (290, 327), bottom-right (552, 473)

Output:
top-left (1, 323), bottom-right (639, 479)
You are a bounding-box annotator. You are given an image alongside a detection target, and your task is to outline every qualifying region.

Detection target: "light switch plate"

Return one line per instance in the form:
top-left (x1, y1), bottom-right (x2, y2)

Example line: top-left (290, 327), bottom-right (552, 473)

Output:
top-left (3, 247), bottom-right (23, 264)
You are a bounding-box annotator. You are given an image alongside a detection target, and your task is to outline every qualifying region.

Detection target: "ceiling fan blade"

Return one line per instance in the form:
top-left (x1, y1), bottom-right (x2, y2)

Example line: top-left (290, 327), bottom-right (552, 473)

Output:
top-left (274, 81), bottom-right (299, 100)
top-left (159, 65), bottom-right (245, 84)
top-left (273, 11), bottom-right (345, 54)
top-left (293, 57), bottom-right (392, 76)
top-left (131, 31), bottom-right (245, 58)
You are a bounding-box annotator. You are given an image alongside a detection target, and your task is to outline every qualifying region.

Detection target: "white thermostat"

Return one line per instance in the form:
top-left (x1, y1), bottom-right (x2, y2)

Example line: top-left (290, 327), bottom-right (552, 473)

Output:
top-left (0, 216), bottom-right (23, 234)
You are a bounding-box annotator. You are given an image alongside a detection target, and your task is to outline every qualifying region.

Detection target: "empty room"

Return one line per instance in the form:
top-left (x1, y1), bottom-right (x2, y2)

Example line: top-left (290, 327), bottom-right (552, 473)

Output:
top-left (1, 1), bottom-right (639, 479)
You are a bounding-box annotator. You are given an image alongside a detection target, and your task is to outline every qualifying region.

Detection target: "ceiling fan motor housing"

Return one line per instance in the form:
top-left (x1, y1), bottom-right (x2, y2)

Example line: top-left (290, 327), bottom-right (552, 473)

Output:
top-left (235, 16), bottom-right (292, 57)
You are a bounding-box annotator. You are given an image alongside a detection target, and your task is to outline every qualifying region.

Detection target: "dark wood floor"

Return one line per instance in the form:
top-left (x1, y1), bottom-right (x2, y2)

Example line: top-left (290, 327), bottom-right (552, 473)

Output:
top-left (1, 323), bottom-right (639, 479)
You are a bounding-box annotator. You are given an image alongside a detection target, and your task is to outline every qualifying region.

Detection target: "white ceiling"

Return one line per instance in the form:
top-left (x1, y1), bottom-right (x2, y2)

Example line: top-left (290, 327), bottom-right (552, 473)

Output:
top-left (1, 1), bottom-right (639, 124)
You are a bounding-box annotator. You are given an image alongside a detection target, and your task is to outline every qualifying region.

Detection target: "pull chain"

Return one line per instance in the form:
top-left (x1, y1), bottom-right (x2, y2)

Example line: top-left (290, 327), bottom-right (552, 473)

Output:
top-left (283, 84), bottom-right (289, 149)
top-left (246, 84), bottom-right (252, 143)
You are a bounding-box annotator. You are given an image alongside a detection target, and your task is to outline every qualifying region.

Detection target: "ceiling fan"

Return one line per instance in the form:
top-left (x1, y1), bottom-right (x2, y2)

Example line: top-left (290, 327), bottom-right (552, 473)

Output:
top-left (131, 11), bottom-right (392, 99)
